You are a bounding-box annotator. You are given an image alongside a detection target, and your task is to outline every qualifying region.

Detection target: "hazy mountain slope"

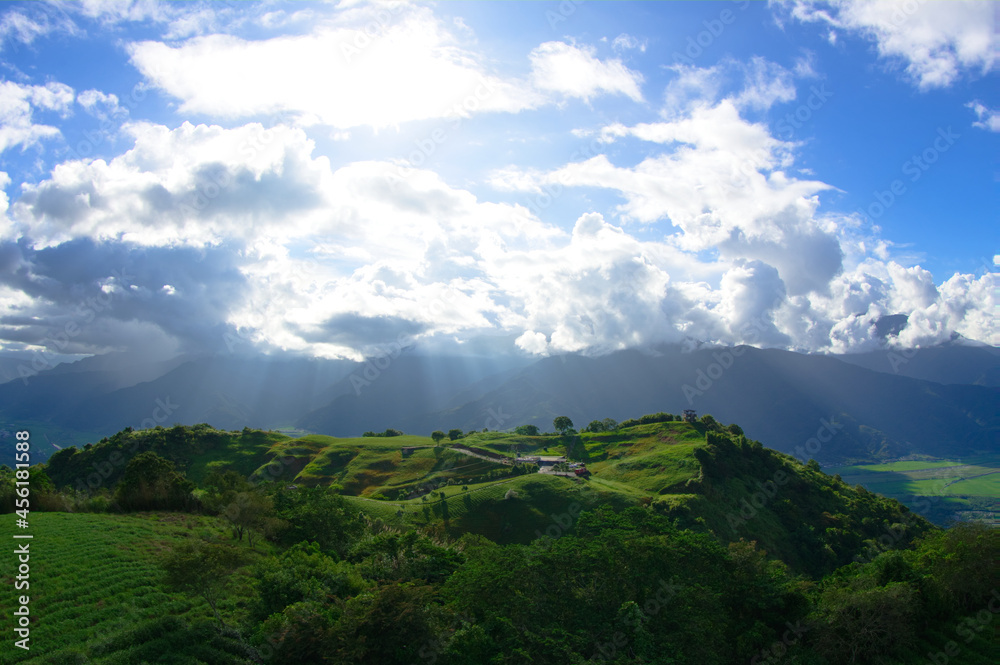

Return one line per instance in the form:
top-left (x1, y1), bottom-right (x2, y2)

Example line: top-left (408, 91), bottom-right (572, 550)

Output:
top-left (295, 353), bottom-right (532, 435)
top-left (829, 341), bottom-right (1000, 387)
top-left (411, 346), bottom-right (999, 464)
top-left (4, 343), bottom-right (997, 468)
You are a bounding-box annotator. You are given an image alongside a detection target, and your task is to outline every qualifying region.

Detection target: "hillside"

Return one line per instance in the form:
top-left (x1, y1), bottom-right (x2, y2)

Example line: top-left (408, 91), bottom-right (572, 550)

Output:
top-left (0, 512), bottom-right (255, 664)
top-left (38, 419), bottom-right (939, 578)
top-left (4, 418), bottom-right (999, 665)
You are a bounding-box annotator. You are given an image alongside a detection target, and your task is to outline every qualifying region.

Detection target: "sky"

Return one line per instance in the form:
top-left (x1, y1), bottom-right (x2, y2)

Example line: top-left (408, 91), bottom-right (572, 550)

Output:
top-left (0, 0), bottom-right (996, 367)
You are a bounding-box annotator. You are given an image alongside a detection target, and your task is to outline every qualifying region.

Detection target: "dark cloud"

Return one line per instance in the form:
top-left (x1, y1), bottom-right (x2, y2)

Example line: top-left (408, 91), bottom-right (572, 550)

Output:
top-left (0, 238), bottom-right (249, 357)
top-left (298, 313), bottom-right (428, 349)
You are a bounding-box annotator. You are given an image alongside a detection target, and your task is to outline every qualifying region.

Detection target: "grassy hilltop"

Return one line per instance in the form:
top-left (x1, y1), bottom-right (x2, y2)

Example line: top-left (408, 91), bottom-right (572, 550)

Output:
top-left (2, 415), bottom-right (997, 664)
top-left (34, 418), bottom-right (940, 575)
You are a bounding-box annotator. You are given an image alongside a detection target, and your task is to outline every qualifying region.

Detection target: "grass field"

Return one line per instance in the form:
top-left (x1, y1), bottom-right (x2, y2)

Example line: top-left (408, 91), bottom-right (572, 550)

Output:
top-left (343, 471), bottom-right (642, 544)
top-left (829, 453), bottom-right (1000, 525)
top-left (0, 512), bottom-right (263, 663)
top-left (330, 423), bottom-right (709, 542)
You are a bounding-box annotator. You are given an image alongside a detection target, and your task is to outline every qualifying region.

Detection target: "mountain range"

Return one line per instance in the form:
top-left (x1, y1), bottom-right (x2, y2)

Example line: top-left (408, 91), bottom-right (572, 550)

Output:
top-left (2, 339), bottom-right (997, 467)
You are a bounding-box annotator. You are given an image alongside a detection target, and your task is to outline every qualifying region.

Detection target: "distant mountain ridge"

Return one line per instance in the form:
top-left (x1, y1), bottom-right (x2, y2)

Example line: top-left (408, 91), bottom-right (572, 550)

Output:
top-left (1, 342), bottom-right (997, 466)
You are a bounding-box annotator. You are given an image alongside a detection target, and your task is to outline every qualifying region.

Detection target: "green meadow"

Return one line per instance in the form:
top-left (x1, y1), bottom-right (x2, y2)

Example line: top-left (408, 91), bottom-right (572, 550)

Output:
top-left (829, 453), bottom-right (1000, 525)
top-left (0, 512), bottom-right (260, 664)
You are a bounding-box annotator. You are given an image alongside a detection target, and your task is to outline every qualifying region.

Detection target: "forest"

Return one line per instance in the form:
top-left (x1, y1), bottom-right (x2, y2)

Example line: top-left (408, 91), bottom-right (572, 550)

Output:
top-left (1, 417), bottom-right (997, 664)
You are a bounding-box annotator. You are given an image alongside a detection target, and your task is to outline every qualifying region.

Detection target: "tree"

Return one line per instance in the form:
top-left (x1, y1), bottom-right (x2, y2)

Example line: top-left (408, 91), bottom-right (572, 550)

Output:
top-left (162, 541), bottom-right (246, 627)
top-left (514, 424), bottom-right (540, 436)
top-left (553, 416), bottom-right (574, 435)
top-left (330, 583), bottom-right (439, 665)
top-left (601, 418), bottom-right (618, 431)
top-left (223, 490), bottom-right (276, 548)
top-left (431, 430), bottom-right (446, 444)
top-left (584, 420), bottom-right (606, 433)
top-left (448, 429), bottom-right (463, 441)
top-left (114, 451), bottom-right (194, 511)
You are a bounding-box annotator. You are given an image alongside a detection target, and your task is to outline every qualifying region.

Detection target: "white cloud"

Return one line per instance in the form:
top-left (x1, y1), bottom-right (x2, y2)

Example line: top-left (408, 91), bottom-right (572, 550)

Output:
top-left (785, 0), bottom-right (996, 89)
top-left (0, 9), bottom-right (57, 47)
top-left (0, 80), bottom-right (75, 154)
top-left (0, 6), bottom-right (993, 360)
top-left (486, 166), bottom-right (545, 193)
top-left (612, 33), bottom-right (647, 53)
top-left (661, 57), bottom-right (799, 119)
top-left (475, 62), bottom-right (993, 354)
top-left (76, 89), bottom-right (129, 125)
top-left (4, 110), bottom-right (994, 357)
top-left (529, 41), bottom-right (644, 102)
top-left (967, 100), bottom-right (1000, 132)
top-left (10, 121), bottom-right (332, 247)
top-left (77, 0), bottom-right (172, 26)
top-left (734, 57), bottom-right (797, 110)
top-left (128, 5), bottom-right (544, 131)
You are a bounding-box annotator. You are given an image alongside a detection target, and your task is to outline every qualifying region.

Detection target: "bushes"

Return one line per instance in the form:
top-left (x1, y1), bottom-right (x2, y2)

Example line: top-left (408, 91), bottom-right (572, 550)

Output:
top-left (114, 452), bottom-right (195, 512)
top-left (362, 429), bottom-right (404, 437)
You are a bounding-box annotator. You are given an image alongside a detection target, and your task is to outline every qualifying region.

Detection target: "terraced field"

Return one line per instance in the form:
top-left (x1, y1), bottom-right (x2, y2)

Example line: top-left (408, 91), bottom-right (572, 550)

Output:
top-left (0, 512), bottom-right (261, 663)
top-left (260, 434), bottom-right (508, 497)
top-left (344, 471), bottom-right (642, 544)
top-left (326, 423), bottom-right (716, 543)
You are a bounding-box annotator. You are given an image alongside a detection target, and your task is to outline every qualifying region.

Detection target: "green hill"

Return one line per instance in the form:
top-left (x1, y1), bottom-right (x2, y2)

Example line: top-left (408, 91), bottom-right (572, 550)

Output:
top-left (4, 415), bottom-right (998, 665)
top-left (36, 419), bottom-right (937, 578)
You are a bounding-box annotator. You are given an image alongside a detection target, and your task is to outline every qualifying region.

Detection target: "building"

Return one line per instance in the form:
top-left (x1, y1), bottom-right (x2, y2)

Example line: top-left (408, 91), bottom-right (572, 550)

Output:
top-left (683, 409), bottom-right (697, 423)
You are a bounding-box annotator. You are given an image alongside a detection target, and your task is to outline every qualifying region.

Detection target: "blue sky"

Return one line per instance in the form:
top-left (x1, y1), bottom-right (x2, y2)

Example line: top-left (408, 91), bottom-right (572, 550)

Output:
top-left (0, 0), bottom-right (996, 366)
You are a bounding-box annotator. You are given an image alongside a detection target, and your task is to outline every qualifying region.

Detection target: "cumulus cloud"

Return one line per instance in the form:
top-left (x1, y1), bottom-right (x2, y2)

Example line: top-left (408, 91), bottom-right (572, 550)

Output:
top-left (0, 80), bottom-right (75, 154)
top-left (611, 33), bottom-right (647, 53)
top-left (127, 5), bottom-right (547, 130)
top-left (481, 61), bottom-right (990, 354)
top-left (529, 41), bottom-right (645, 102)
top-left (0, 4), bottom-right (992, 361)
top-left (126, 4), bottom-right (647, 132)
top-left (967, 100), bottom-right (1000, 132)
top-left (783, 0), bottom-right (996, 89)
top-left (2, 107), bottom-right (993, 359)
top-left (0, 238), bottom-right (244, 358)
